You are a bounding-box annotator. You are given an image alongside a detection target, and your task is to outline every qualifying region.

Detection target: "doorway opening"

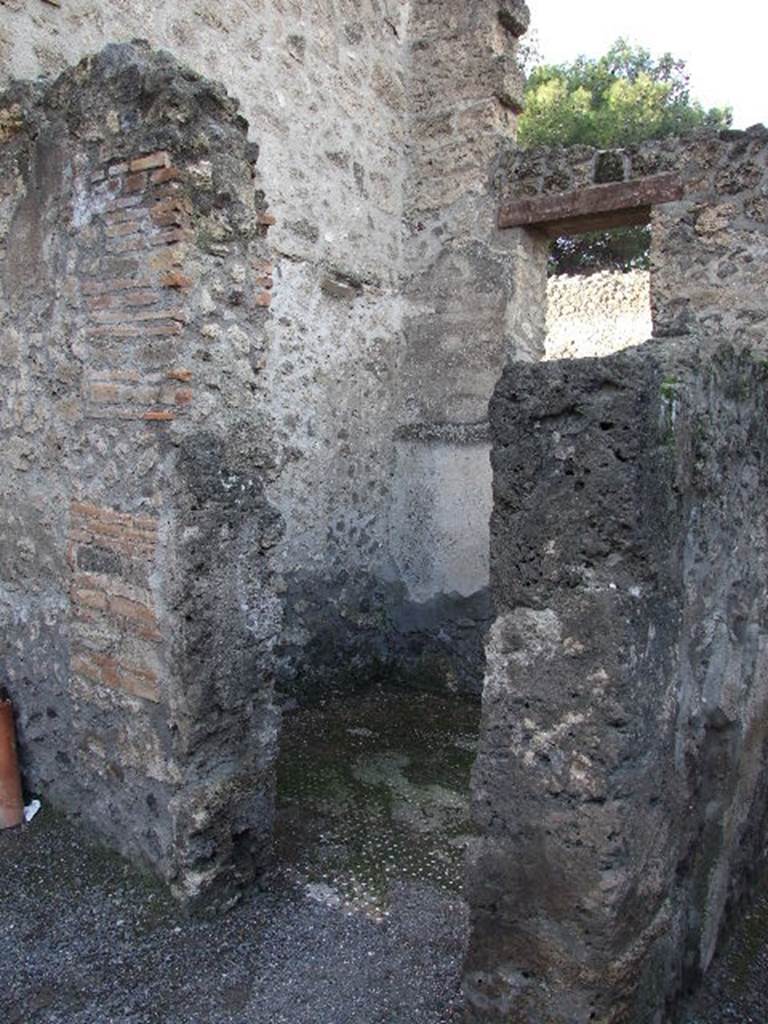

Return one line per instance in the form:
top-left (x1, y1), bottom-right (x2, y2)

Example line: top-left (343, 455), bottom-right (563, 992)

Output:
top-left (544, 226), bottom-right (652, 360)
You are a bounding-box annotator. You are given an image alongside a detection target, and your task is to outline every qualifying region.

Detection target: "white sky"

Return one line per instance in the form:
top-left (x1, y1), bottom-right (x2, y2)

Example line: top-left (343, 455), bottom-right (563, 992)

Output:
top-left (530, 1), bottom-right (767, 129)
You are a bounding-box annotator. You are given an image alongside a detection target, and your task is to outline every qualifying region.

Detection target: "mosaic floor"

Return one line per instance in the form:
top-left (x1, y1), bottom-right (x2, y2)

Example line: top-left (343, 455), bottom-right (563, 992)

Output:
top-left (274, 686), bottom-right (481, 919)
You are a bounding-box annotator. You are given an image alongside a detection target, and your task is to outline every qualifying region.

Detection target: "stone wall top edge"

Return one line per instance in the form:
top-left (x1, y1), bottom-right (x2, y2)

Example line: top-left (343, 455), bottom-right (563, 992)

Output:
top-left (0, 41), bottom-right (249, 144)
top-left (506, 123), bottom-right (768, 162)
top-left (494, 335), bottom-right (766, 393)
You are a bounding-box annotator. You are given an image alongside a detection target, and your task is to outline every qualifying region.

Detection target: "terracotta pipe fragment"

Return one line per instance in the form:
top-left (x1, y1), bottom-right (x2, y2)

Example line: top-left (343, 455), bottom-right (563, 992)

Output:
top-left (0, 693), bottom-right (24, 829)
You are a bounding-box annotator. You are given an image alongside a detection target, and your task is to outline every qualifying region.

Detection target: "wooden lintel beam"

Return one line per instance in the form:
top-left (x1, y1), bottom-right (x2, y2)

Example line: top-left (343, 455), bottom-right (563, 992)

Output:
top-left (538, 205), bottom-right (653, 238)
top-left (498, 173), bottom-right (683, 235)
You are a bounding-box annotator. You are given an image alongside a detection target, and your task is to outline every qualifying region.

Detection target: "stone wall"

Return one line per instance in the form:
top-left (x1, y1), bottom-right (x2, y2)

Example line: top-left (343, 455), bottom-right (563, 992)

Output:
top-left (499, 125), bottom-right (768, 348)
top-left (0, 0), bottom-right (537, 695)
top-left (3, 9), bottom-right (768, 1021)
top-left (0, 2), bottom-right (534, 906)
top-left (390, 0), bottom-right (541, 692)
top-left (546, 269), bottom-right (651, 360)
top-left (0, 0), bottom-right (411, 694)
top-left (0, 44), bottom-right (283, 908)
top-left (1, 0), bottom-right (407, 278)
top-left (465, 341), bottom-right (768, 1022)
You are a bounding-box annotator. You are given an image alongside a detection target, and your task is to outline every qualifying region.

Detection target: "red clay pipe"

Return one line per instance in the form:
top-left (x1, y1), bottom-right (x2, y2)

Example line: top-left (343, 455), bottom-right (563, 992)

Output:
top-left (0, 694), bottom-right (24, 828)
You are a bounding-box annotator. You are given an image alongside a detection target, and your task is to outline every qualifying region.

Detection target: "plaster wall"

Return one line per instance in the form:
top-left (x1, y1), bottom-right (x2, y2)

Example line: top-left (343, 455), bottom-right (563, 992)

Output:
top-left (2, 0), bottom-right (536, 693)
top-left (0, 4), bottom-right (536, 911)
top-left (388, 0), bottom-right (539, 689)
top-left (392, 434), bottom-right (492, 604)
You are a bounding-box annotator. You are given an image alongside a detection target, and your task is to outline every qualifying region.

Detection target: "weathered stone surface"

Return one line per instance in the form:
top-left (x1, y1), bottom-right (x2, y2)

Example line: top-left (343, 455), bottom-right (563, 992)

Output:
top-left (0, 1), bottom-right (532, 907)
top-left (0, 0), bottom-right (539, 714)
top-left (0, 43), bottom-right (282, 907)
top-left (389, 1), bottom-right (532, 691)
top-left (498, 127), bottom-right (768, 347)
top-left (0, 0), bottom-right (412, 698)
top-left (3, 10), bottom-right (768, 1024)
top-left (498, 1), bottom-right (531, 38)
top-left (546, 270), bottom-right (652, 360)
top-left (465, 340), bottom-right (768, 1022)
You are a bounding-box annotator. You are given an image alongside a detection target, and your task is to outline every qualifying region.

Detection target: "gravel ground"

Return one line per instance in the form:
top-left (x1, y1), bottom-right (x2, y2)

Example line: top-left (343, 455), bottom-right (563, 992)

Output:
top-left (684, 875), bottom-right (768, 1024)
top-left (1, 689), bottom-right (477, 1024)
top-left (0, 808), bottom-right (467, 1024)
top-left (2, 686), bottom-right (766, 1024)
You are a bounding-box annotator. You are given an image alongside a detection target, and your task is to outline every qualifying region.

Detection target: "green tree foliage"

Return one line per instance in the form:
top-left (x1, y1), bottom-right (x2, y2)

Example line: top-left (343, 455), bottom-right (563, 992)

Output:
top-left (517, 40), bottom-right (732, 274)
top-left (518, 39), bottom-right (731, 149)
top-left (548, 226), bottom-right (651, 275)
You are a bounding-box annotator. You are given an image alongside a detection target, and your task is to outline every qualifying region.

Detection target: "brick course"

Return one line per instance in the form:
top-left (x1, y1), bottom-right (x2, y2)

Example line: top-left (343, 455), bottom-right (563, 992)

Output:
top-left (67, 500), bottom-right (163, 704)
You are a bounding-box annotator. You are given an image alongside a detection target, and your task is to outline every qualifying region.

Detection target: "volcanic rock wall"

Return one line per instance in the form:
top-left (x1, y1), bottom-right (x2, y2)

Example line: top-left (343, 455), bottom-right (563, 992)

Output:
top-left (465, 341), bottom-right (768, 1022)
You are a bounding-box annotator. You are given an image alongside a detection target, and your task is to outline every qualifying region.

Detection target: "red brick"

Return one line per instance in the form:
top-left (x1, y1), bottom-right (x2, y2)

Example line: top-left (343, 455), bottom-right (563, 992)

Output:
top-left (70, 501), bottom-right (159, 534)
top-left (87, 382), bottom-right (121, 403)
top-left (88, 321), bottom-right (183, 338)
top-left (143, 410), bottom-right (175, 422)
top-left (149, 252), bottom-right (185, 277)
top-left (72, 586), bottom-right (108, 612)
top-left (149, 228), bottom-right (191, 247)
top-left (90, 307), bottom-right (185, 326)
top-left (86, 379), bottom-right (160, 406)
top-left (69, 531), bottom-right (156, 560)
top-left (105, 221), bottom-right (142, 239)
top-left (122, 289), bottom-right (162, 308)
top-left (82, 277), bottom-right (147, 296)
top-left (107, 595), bottom-right (162, 640)
top-left (152, 196), bottom-right (190, 216)
top-left (255, 290), bottom-right (272, 307)
top-left (160, 271), bottom-right (192, 290)
top-left (151, 210), bottom-right (186, 229)
top-left (94, 521), bottom-right (158, 543)
top-left (166, 368), bottom-right (193, 382)
top-left (72, 649), bottom-right (160, 702)
top-left (150, 181), bottom-right (183, 202)
top-left (104, 205), bottom-right (149, 225)
top-left (174, 388), bottom-right (193, 405)
top-left (150, 198), bottom-right (190, 228)
top-left (71, 651), bottom-right (100, 683)
top-left (256, 212), bottom-right (277, 226)
top-left (130, 151), bottom-right (170, 173)
top-left (104, 194), bottom-right (145, 213)
top-left (150, 166), bottom-right (181, 185)
top-left (107, 235), bottom-right (150, 255)
top-left (123, 172), bottom-right (148, 193)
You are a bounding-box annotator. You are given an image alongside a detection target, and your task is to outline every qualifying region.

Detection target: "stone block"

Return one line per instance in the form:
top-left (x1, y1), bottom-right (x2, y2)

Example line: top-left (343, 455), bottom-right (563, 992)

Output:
top-left (466, 341), bottom-right (768, 1022)
top-left (497, 0), bottom-right (530, 37)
